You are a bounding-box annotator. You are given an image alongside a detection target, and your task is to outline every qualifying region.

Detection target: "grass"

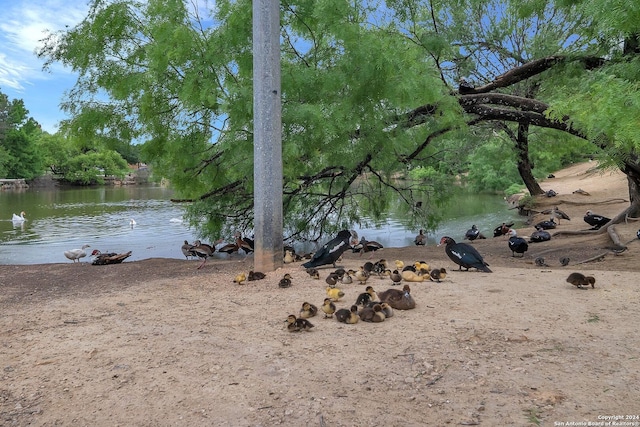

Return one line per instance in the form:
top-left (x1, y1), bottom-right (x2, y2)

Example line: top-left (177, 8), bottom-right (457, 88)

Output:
top-left (587, 313), bottom-right (601, 323)
top-left (523, 407), bottom-right (541, 426)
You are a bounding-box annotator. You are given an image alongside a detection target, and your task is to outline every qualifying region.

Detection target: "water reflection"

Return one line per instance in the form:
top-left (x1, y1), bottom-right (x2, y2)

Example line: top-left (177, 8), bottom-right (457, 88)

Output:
top-left (0, 185), bottom-right (522, 265)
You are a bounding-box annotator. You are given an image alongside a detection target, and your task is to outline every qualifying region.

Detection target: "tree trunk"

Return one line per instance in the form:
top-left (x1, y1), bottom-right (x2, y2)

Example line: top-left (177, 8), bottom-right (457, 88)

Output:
top-left (515, 122), bottom-right (545, 196)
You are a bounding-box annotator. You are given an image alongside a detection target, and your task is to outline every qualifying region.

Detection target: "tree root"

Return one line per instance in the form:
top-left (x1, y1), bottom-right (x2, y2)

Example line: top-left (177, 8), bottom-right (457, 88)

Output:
top-left (573, 252), bottom-right (609, 265)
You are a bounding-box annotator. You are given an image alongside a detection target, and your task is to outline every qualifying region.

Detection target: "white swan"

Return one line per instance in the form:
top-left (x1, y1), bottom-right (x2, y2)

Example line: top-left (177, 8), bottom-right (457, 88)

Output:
top-left (129, 218), bottom-right (137, 228)
top-left (64, 244), bottom-right (91, 263)
top-left (12, 211), bottom-right (26, 222)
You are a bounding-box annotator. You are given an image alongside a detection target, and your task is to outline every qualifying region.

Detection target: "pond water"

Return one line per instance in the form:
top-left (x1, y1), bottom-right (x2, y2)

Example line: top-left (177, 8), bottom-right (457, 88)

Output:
top-left (0, 185), bottom-right (523, 265)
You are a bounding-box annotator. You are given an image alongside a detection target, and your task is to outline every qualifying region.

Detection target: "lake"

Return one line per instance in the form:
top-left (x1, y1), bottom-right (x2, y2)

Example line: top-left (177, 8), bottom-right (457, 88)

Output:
top-left (0, 185), bottom-right (522, 265)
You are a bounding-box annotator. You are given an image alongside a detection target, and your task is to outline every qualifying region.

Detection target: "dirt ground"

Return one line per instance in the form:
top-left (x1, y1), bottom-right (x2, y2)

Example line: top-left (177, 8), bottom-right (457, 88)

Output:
top-left (2, 162), bottom-right (640, 426)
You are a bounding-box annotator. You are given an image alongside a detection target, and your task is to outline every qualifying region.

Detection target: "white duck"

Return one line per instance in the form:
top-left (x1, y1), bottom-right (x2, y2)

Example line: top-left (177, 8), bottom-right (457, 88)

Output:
top-left (12, 211), bottom-right (27, 222)
top-left (64, 244), bottom-right (91, 263)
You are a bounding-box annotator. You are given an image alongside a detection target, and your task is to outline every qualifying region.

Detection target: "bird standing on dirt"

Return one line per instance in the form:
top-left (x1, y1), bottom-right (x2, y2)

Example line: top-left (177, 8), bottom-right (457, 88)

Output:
top-left (302, 230), bottom-right (353, 269)
top-left (64, 245), bottom-right (91, 263)
top-left (543, 206), bottom-right (570, 224)
top-left (583, 210), bottom-right (611, 230)
top-left (566, 272), bottom-right (596, 289)
top-left (507, 229), bottom-right (529, 257)
top-left (438, 236), bottom-right (492, 272)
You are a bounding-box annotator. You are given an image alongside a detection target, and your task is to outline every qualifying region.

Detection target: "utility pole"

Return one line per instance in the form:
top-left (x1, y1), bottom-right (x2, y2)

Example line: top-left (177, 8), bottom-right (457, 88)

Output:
top-left (253, 0), bottom-right (283, 271)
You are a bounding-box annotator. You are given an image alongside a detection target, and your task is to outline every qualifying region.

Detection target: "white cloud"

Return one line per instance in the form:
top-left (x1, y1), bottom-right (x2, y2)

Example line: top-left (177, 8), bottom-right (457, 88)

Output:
top-left (0, 0), bottom-right (88, 91)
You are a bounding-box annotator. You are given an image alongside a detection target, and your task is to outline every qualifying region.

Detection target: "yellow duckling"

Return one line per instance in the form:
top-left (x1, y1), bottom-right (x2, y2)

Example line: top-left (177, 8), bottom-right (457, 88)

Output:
top-left (335, 305), bottom-right (360, 324)
top-left (394, 260), bottom-right (405, 270)
top-left (284, 250), bottom-right (295, 264)
top-left (279, 273), bottom-right (293, 288)
top-left (321, 298), bottom-right (337, 318)
top-left (414, 261), bottom-right (430, 275)
top-left (401, 269), bottom-right (425, 282)
top-left (285, 314), bottom-right (314, 332)
top-left (326, 286), bottom-right (345, 302)
top-left (233, 272), bottom-right (247, 285)
top-left (299, 302), bottom-right (318, 318)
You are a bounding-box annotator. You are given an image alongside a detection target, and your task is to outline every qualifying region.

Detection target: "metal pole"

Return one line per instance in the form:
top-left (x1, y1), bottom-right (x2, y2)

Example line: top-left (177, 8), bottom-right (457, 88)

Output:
top-left (253, 0), bottom-right (283, 271)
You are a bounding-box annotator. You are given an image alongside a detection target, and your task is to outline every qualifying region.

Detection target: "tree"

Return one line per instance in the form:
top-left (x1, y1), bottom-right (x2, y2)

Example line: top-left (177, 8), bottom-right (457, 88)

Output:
top-left (38, 0), bottom-right (640, 241)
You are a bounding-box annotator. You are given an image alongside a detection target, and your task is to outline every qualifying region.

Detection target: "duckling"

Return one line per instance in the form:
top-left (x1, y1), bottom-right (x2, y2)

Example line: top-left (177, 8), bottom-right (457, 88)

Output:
top-left (354, 268), bottom-right (370, 285)
top-left (429, 268), bottom-right (447, 283)
top-left (560, 257), bottom-right (570, 266)
top-left (278, 273), bottom-right (293, 288)
top-left (341, 271), bottom-right (353, 284)
top-left (401, 269), bottom-right (425, 282)
top-left (284, 250), bottom-right (295, 264)
top-left (362, 262), bottom-right (375, 274)
top-left (333, 268), bottom-right (346, 280)
top-left (394, 259), bottom-right (405, 270)
top-left (326, 286), bottom-right (345, 302)
top-left (372, 259), bottom-right (388, 275)
top-left (365, 285), bottom-right (379, 302)
top-left (378, 268), bottom-right (392, 279)
top-left (285, 314), bottom-right (314, 332)
top-left (248, 271), bottom-right (266, 281)
top-left (380, 302), bottom-right (394, 318)
top-left (325, 272), bottom-right (339, 287)
top-left (306, 268), bottom-right (320, 280)
top-left (359, 303), bottom-right (385, 322)
top-left (390, 269), bottom-right (403, 285)
top-left (335, 305), bottom-right (360, 324)
top-left (414, 261), bottom-right (430, 275)
top-left (299, 302), bottom-right (318, 318)
top-left (566, 272), bottom-right (596, 289)
top-left (233, 272), bottom-right (247, 285)
top-left (355, 291), bottom-right (372, 307)
top-left (321, 298), bottom-right (337, 318)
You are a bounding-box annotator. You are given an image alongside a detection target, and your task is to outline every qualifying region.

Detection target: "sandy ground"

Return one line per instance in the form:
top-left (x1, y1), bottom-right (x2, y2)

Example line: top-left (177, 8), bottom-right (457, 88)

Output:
top-left (2, 162), bottom-right (640, 426)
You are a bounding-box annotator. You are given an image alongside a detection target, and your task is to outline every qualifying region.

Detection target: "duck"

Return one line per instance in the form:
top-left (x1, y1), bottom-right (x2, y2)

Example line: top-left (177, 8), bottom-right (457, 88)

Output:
top-left (358, 303), bottom-right (386, 322)
top-left (543, 206), bottom-right (570, 224)
top-left (326, 286), bottom-right (345, 302)
top-left (464, 225), bottom-right (485, 241)
top-left (190, 240), bottom-right (216, 269)
top-left (301, 230), bottom-right (353, 269)
top-left (354, 291), bottom-right (372, 306)
top-left (129, 218), bottom-right (136, 228)
top-left (305, 268), bottom-right (320, 280)
top-left (414, 229), bottom-right (427, 246)
top-left (285, 314), bottom-right (314, 332)
top-left (401, 269), bottom-right (425, 282)
top-left (236, 233), bottom-right (254, 254)
top-left (12, 211), bottom-right (27, 222)
top-left (493, 222), bottom-right (514, 237)
top-left (233, 272), bottom-right (247, 285)
top-left (365, 285), bottom-right (379, 302)
top-left (534, 257), bottom-right (549, 267)
top-left (438, 236), bottom-right (492, 272)
top-left (378, 284), bottom-right (416, 310)
top-left (559, 257), bottom-right (570, 266)
top-left (584, 210), bottom-right (611, 230)
top-left (429, 267), bottom-right (447, 282)
top-left (247, 271), bottom-right (266, 281)
top-left (217, 239), bottom-right (239, 255)
top-left (507, 229), bottom-right (529, 257)
top-left (321, 298), bottom-right (337, 318)
top-left (390, 269), bottom-right (402, 285)
top-left (299, 302), bottom-right (318, 319)
top-left (64, 244), bottom-right (91, 263)
top-left (529, 226), bottom-right (551, 243)
top-left (534, 218), bottom-right (557, 230)
top-left (352, 236), bottom-right (384, 257)
top-left (181, 240), bottom-right (195, 259)
top-left (566, 272), bottom-right (596, 289)
top-left (394, 259), bottom-right (405, 270)
top-left (637, 229), bottom-right (640, 240)
top-left (335, 305), bottom-right (360, 324)
top-left (278, 273), bottom-right (293, 288)
top-left (90, 250), bottom-right (132, 265)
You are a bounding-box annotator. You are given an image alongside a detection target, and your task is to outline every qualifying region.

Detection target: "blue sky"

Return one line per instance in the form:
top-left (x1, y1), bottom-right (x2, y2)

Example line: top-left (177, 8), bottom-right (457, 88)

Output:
top-left (0, 0), bottom-right (89, 133)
